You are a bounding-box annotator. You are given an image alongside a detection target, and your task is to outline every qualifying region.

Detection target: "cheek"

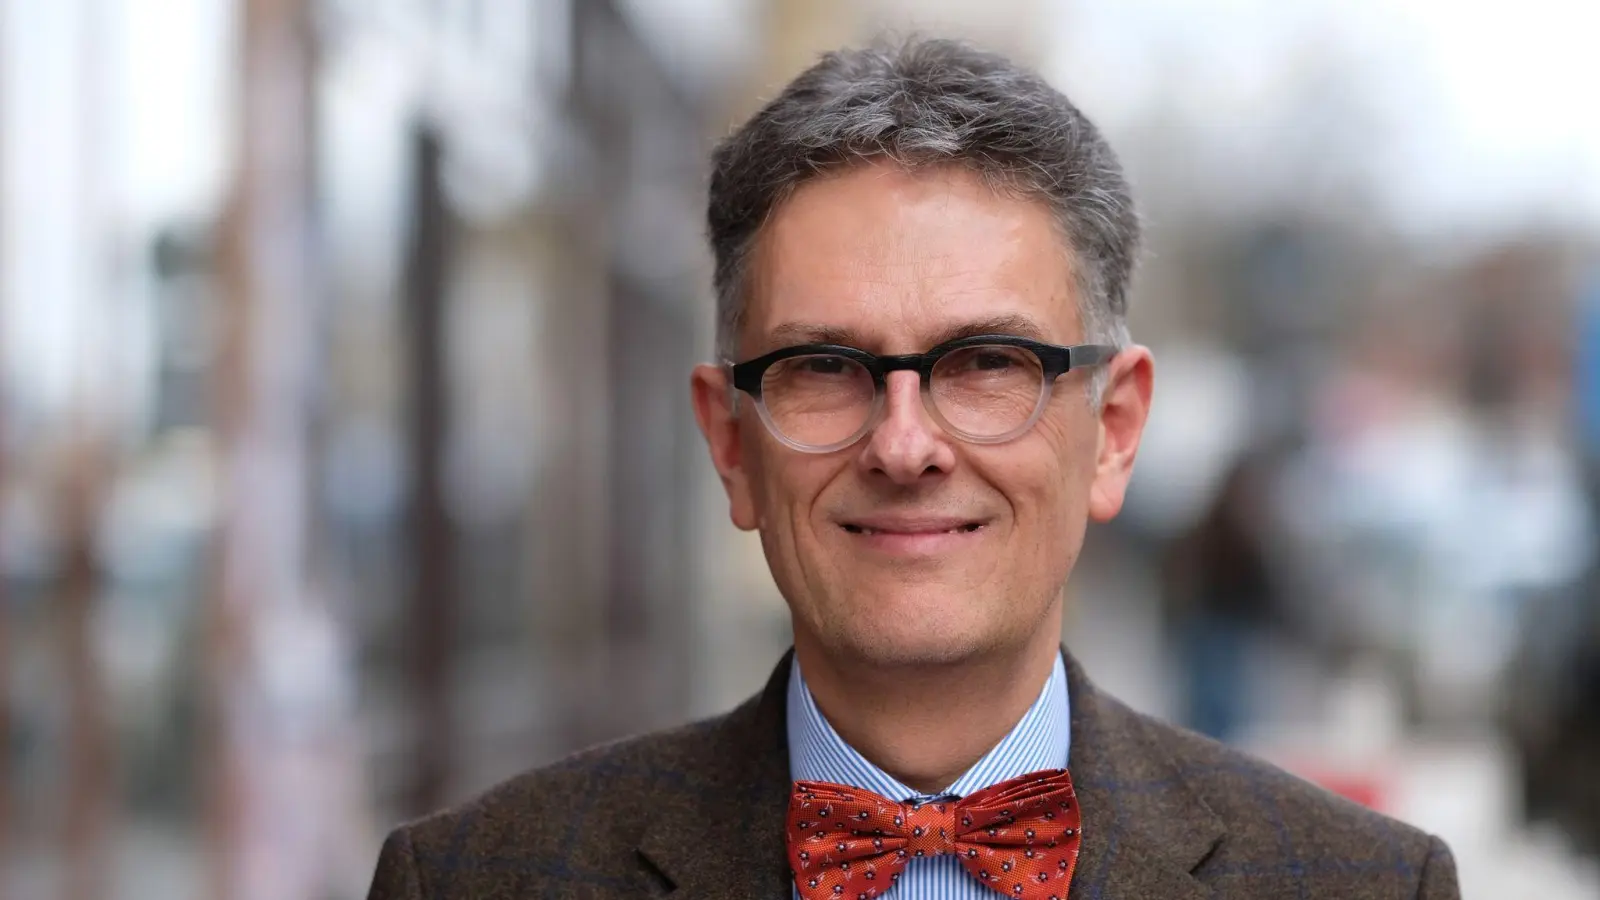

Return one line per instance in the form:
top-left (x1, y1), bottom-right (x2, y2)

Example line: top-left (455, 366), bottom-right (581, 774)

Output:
top-left (741, 423), bottom-right (787, 508)
top-left (1065, 397), bottom-right (1106, 460)
top-left (998, 414), bottom-right (1097, 539)
top-left (744, 435), bottom-right (835, 531)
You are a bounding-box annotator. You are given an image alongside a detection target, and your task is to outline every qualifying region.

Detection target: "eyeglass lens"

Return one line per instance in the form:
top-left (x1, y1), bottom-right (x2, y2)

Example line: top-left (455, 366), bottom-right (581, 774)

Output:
top-left (757, 344), bottom-right (1046, 449)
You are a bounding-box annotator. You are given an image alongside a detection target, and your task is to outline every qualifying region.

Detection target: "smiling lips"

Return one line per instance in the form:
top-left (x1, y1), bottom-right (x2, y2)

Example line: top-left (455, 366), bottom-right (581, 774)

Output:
top-left (838, 516), bottom-right (988, 546)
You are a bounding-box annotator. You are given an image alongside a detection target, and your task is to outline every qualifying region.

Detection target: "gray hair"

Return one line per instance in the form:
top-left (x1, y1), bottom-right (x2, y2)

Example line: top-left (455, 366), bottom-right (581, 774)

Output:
top-left (707, 37), bottom-right (1139, 375)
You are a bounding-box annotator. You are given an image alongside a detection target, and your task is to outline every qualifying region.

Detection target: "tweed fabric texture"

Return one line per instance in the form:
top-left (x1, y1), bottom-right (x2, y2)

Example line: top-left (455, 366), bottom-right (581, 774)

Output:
top-left (366, 649), bottom-right (1460, 899)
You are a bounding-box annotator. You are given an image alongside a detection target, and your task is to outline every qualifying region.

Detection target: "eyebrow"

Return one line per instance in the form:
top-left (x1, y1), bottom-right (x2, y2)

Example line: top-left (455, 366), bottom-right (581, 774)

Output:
top-left (764, 314), bottom-right (1052, 351)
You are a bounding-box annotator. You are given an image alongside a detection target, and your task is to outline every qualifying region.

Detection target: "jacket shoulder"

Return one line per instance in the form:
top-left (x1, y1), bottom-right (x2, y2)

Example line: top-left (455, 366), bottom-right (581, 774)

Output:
top-left (1124, 706), bottom-right (1455, 896)
top-left (381, 713), bottom-right (731, 896)
top-left (407, 712), bottom-right (724, 844)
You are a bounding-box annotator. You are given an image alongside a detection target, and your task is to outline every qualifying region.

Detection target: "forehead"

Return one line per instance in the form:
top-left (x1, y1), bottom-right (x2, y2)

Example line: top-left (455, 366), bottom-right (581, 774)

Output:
top-left (745, 162), bottom-right (1079, 353)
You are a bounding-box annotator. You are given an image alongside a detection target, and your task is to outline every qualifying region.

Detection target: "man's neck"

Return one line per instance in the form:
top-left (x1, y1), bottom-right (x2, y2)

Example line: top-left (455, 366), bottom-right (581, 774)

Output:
top-left (793, 608), bottom-right (1064, 795)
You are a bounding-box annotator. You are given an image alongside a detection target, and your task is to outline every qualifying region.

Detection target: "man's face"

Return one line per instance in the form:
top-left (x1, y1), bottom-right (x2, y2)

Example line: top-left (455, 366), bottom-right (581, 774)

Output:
top-left (692, 162), bottom-right (1153, 669)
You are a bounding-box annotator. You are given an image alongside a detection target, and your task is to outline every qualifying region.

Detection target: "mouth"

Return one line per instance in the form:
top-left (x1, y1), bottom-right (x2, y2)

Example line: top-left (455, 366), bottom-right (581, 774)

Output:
top-left (840, 522), bottom-right (985, 536)
top-left (835, 518), bottom-right (989, 557)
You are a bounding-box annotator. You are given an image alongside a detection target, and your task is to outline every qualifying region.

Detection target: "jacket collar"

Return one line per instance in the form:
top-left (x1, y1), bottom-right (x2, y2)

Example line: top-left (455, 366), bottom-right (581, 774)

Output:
top-left (638, 647), bottom-right (1223, 899)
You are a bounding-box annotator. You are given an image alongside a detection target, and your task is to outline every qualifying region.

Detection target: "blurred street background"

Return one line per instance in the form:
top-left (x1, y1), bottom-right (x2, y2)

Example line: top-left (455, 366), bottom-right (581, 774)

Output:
top-left (3, 0), bottom-right (1600, 897)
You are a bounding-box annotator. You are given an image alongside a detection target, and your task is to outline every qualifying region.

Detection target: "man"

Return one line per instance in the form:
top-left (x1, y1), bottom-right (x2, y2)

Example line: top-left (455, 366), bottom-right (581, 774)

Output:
top-left (367, 39), bottom-right (1460, 899)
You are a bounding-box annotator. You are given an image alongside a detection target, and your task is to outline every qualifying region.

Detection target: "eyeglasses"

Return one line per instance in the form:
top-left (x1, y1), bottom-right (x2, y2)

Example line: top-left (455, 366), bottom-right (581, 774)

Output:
top-left (727, 334), bottom-right (1117, 453)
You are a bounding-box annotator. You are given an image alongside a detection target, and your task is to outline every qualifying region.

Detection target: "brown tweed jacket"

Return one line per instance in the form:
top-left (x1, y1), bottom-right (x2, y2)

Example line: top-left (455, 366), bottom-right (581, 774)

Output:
top-left (367, 650), bottom-right (1460, 899)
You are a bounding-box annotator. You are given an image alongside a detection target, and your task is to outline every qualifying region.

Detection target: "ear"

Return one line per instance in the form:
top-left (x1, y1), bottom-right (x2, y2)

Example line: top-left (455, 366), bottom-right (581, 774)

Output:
top-left (1087, 346), bottom-right (1155, 523)
top-left (691, 364), bottom-right (760, 531)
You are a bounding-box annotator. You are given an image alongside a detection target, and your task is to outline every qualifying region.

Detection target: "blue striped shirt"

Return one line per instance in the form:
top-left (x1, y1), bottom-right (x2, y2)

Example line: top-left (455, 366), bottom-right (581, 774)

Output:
top-left (786, 653), bottom-right (1071, 900)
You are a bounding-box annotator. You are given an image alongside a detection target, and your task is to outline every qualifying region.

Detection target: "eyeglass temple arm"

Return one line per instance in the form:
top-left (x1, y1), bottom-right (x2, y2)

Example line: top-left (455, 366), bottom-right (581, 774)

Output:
top-left (1069, 344), bottom-right (1118, 370)
top-left (720, 360), bottom-right (742, 414)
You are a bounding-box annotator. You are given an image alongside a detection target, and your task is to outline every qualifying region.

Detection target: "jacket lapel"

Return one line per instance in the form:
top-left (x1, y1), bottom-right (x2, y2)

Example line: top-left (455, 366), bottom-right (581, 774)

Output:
top-left (1062, 650), bottom-right (1223, 899)
top-left (637, 652), bottom-right (796, 899)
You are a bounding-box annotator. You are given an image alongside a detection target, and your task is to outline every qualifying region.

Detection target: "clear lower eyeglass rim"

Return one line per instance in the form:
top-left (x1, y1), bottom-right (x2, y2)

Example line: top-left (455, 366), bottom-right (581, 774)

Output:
top-left (753, 383), bottom-right (1055, 453)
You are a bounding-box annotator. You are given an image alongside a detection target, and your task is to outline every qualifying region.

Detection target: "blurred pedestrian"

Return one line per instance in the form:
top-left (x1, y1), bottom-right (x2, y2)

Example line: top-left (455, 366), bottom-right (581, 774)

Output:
top-left (1162, 452), bottom-right (1283, 742)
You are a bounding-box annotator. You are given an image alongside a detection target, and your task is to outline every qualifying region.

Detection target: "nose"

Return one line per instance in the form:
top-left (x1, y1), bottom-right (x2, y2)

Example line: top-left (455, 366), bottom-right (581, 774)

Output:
top-left (857, 370), bottom-right (957, 484)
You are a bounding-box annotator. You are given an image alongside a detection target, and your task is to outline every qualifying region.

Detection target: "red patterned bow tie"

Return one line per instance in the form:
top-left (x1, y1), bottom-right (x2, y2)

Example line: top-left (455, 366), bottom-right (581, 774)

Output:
top-left (786, 767), bottom-right (1082, 900)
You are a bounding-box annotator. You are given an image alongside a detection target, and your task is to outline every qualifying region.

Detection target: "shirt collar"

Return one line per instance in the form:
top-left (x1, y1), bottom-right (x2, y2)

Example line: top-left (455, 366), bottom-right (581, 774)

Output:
top-left (786, 651), bottom-right (1071, 803)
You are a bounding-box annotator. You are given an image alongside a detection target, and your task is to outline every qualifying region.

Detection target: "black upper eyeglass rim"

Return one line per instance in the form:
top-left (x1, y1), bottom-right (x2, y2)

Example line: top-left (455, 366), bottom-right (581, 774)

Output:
top-left (728, 334), bottom-right (1117, 397)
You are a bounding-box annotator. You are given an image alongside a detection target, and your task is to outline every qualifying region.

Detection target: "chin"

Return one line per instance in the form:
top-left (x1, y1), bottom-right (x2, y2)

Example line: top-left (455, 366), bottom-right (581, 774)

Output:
top-left (826, 635), bottom-right (971, 670)
top-left (825, 603), bottom-right (1003, 669)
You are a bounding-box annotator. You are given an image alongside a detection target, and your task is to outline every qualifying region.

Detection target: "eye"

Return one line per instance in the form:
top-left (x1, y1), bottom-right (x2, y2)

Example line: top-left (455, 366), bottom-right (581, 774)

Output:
top-left (970, 350), bottom-right (1018, 371)
top-left (798, 355), bottom-right (850, 375)
top-left (943, 345), bottom-right (1028, 374)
